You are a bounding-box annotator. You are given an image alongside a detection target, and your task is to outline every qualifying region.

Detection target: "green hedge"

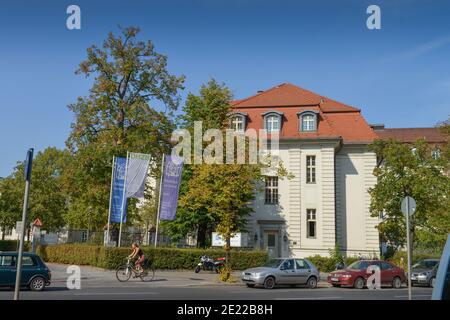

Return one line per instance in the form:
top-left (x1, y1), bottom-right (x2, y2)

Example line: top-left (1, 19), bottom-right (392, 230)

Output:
top-left (387, 251), bottom-right (440, 271)
top-left (0, 240), bottom-right (30, 251)
top-left (306, 255), bottom-right (360, 273)
top-left (36, 244), bottom-right (269, 270)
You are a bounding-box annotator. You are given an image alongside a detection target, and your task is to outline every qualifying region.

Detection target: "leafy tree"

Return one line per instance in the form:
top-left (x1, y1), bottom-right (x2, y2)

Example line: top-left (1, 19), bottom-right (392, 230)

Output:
top-left (63, 26), bottom-right (185, 230)
top-left (0, 177), bottom-right (22, 239)
top-left (0, 148), bottom-right (69, 236)
top-left (164, 80), bottom-right (233, 247)
top-left (369, 134), bottom-right (450, 255)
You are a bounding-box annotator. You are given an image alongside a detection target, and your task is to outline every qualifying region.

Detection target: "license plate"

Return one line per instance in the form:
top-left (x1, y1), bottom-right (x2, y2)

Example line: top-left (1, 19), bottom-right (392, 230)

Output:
top-left (331, 277), bottom-right (339, 282)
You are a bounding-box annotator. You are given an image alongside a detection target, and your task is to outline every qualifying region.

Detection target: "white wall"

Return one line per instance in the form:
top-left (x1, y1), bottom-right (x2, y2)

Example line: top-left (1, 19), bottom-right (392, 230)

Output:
top-left (335, 145), bottom-right (380, 257)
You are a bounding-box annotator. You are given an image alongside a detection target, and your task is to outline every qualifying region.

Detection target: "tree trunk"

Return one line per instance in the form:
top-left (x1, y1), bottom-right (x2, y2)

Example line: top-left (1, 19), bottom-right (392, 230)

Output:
top-left (225, 236), bottom-right (231, 265)
top-left (1, 226), bottom-right (5, 240)
top-left (197, 222), bottom-right (207, 248)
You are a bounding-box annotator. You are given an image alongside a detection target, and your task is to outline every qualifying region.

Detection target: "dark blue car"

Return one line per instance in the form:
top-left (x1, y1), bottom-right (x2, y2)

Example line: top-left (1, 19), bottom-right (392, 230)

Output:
top-left (0, 251), bottom-right (51, 291)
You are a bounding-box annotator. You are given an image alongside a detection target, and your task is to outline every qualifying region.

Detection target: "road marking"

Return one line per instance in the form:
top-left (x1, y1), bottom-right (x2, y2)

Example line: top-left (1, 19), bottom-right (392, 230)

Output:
top-left (275, 296), bottom-right (342, 300)
top-left (394, 294), bottom-right (431, 298)
top-left (74, 292), bottom-right (158, 296)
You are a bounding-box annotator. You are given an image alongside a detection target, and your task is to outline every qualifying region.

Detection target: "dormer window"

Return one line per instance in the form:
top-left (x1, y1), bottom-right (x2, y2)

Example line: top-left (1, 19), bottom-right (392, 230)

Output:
top-left (229, 112), bottom-right (247, 133)
top-left (262, 111), bottom-right (283, 132)
top-left (297, 110), bottom-right (319, 132)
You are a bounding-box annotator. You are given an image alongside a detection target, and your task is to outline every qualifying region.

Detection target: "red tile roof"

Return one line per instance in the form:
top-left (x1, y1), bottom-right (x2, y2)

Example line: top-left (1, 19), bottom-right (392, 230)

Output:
top-left (231, 83), bottom-right (377, 143)
top-left (231, 83), bottom-right (360, 112)
top-left (375, 128), bottom-right (445, 143)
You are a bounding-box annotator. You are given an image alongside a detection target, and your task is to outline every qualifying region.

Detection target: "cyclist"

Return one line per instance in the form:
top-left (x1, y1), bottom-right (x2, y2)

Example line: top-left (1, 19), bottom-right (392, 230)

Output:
top-left (128, 242), bottom-right (145, 275)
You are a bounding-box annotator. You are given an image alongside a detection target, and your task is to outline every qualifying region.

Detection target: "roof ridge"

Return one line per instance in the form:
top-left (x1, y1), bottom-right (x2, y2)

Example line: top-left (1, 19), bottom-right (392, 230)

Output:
top-left (382, 127), bottom-right (439, 130)
top-left (232, 83), bottom-right (289, 107)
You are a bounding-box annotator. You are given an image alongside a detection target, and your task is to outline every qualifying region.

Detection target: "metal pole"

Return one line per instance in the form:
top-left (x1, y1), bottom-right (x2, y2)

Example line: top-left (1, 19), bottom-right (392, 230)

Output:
top-left (405, 197), bottom-right (412, 301)
top-left (14, 148), bottom-right (33, 300)
top-left (118, 152), bottom-right (129, 247)
top-left (154, 154), bottom-right (165, 247)
top-left (106, 156), bottom-right (115, 246)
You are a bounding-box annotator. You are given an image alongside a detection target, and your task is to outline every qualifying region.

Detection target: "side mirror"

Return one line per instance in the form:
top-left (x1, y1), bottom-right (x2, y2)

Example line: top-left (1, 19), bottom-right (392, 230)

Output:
top-left (280, 266), bottom-right (285, 270)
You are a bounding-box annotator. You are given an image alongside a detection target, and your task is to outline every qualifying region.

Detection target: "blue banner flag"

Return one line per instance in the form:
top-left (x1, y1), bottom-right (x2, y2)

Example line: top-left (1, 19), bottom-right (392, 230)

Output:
top-left (159, 156), bottom-right (183, 221)
top-left (110, 157), bottom-right (128, 223)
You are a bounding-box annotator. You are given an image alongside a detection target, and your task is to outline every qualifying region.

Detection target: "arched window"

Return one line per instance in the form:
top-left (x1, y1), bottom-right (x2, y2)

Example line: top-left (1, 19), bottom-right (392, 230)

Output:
top-left (266, 115), bottom-right (280, 132)
top-left (297, 111), bottom-right (319, 132)
top-left (231, 115), bottom-right (244, 132)
top-left (228, 112), bottom-right (247, 132)
top-left (262, 111), bottom-right (283, 132)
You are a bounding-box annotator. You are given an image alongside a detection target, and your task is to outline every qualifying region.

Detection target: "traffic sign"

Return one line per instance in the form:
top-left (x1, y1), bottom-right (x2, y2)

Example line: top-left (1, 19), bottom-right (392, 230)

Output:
top-left (401, 196), bottom-right (416, 216)
top-left (32, 218), bottom-right (43, 227)
top-left (15, 221), bottom-right (23, 235)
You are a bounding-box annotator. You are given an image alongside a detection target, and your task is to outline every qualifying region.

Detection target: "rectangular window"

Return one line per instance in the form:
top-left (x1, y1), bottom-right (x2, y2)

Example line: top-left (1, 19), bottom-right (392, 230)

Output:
top-left (265, 176), bottom-right (279, 204)
top-left (306, 156), bottom-right (316, 184)
top-left (266, 115), bottom-right (280, 132)
top-left (4, 227), bottom-right (12, 236)
top-left (0, 255), bottom-right (15, 267)
top-left (81, 230), bottom-right (88, 243)
top-left (22, 256), bottom-right (36, 266)
top-left (307, 209), bottom-right (316, 238)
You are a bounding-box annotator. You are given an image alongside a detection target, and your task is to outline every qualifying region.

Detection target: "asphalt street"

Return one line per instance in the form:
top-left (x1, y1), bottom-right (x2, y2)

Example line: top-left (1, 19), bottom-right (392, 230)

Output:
top-left (0, 263), bottom-right (433, 300)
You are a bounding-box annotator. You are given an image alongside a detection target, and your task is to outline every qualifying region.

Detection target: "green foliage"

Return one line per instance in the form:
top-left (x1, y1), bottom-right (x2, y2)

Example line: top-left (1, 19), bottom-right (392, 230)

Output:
top-left (387, 251), bottom-right (440, 272)
top-left (306, 255), bottom-right (360, 273)
top-left (0, 240), bottom-right (30, 251)
top-left (218, 264), bottom-right (234, 283)
top-left (0, 148), bottom-right (69, 234)
top-left (36, 244), bottom-right (269, 270)
top-left (369, 136), bottom-right (450, 249)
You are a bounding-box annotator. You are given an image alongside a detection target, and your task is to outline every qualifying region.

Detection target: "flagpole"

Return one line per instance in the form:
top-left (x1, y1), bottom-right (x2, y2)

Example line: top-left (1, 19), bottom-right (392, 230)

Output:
top-left (118, 152), bottom-right (129, 247)
top-left (106, 156), bottom-right (115, 246)
top-left (154, 154), bottom-right (165, 247)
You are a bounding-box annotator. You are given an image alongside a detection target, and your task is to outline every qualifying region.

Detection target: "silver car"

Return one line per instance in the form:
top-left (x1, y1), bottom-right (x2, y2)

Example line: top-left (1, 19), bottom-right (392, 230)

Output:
top-left (411, 259), bottom-right (440, 287)
top-left (241, 258), bottom-right (320, 289)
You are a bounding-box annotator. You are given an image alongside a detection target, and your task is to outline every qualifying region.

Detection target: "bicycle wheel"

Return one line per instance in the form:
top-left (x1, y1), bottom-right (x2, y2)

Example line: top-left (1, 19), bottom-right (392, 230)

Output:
top-left (140, 265), bottom-right (155, 282)
top-left (116, 265), bottom-right (132, 282)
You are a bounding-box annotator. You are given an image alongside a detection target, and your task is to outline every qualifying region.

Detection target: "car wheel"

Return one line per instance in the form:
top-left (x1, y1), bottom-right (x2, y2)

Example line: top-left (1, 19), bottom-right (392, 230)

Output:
top-left (29, 276), bottom-right (46, 291)
top-left (392, 276), bottom-right (402, 289)
top-left (353, 277), bottom-right (365, 289)
top-left (263, 276), bottom-right (275, 289)
top-left (429, 277), bottom-right (436, 288)
top-left (307, 276), bottom-right (318, 289)
top-left (246, 284), bottom-right (255, 288)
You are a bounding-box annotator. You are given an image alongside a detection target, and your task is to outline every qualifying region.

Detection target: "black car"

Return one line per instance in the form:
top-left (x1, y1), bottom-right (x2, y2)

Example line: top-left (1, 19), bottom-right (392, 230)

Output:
top-left (0, 251), bottom-right (51, 291)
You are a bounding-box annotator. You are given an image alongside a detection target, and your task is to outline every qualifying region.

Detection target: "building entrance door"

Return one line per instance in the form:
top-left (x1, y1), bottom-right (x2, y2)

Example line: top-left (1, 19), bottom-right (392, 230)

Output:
top-left (264, 231), bottom-right (279, 258)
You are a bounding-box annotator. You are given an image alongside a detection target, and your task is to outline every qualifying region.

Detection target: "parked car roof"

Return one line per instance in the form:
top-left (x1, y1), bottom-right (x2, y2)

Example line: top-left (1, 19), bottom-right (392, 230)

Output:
top-left (0, 251), bottom-right (38, 256)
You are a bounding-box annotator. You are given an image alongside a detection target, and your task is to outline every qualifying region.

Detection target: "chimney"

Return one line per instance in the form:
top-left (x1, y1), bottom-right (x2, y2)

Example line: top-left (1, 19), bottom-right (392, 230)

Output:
top-left (370, 124), bottom-right (385, 131)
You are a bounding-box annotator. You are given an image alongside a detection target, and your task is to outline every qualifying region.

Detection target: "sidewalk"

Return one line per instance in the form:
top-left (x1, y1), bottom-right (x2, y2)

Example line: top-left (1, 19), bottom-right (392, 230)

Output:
top-left (48, 263), bottom-right (331, 288)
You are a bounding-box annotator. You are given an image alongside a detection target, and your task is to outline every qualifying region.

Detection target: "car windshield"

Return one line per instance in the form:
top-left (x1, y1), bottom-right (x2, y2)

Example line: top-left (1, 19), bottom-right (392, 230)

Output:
top-left (412, 260), bottom-right (439, 269)
top-left (263, 259), bottom-right (283, 268)
top-left (347, 261), bottom-right (370, 270)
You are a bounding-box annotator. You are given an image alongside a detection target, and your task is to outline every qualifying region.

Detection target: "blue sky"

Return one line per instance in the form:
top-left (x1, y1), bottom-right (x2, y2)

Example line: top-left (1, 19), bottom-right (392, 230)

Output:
top-left (0, 0), bottom-right (449, 177)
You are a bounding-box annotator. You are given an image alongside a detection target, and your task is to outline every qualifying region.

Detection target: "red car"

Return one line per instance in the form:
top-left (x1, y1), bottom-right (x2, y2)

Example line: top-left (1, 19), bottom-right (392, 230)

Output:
top-left (327, 260), bottom-right (406, 289)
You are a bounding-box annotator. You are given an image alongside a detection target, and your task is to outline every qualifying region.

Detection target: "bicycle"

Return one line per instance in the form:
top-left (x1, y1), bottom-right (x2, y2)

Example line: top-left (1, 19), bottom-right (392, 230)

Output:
top-left (116, 258), bottom-right (155, 282)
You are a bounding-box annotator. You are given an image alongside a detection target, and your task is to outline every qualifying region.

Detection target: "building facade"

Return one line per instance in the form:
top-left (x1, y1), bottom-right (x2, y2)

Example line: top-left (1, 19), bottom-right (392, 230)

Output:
top-left (230, 83), bottom-right (381, 258)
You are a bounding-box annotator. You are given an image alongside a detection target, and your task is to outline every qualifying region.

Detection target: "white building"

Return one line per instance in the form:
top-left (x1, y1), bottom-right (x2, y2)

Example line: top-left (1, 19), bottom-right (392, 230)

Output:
top-left (230, 83), bottom-right (381, 258)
